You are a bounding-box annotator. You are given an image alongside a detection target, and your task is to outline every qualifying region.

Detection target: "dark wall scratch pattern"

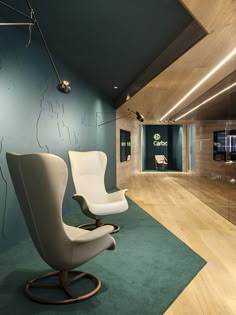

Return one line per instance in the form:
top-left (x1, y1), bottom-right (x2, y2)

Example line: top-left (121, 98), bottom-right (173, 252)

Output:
top-left (57, 122), bottom-right (61, 137)
top-left (62, 121), bottom-right (71, 144)
top-left (0, 138), bottom-right (8, 240)
top-left (74, 131), bottom-right (79, 145)
top-left (36, 84), bottom-right (49, 150)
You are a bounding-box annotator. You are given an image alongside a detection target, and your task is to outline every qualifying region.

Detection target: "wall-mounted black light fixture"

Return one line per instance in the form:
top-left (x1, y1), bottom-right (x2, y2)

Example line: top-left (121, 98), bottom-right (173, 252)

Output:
top-left (135, 110), bottom-right (145, 122)
top-left (98, 108), bottom-right (144, 127)
top-left (0, 0), bottom-right (71, 94)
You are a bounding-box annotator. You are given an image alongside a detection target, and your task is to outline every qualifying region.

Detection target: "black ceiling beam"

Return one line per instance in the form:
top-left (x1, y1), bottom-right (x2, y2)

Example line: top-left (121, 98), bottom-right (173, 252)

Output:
top-left (113, 20), bottom-right (207, 109)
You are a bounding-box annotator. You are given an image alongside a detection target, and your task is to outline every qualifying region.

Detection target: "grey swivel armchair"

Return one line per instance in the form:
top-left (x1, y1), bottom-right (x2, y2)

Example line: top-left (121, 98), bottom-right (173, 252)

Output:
top-left (69, 151), bottom-right (128, 233)
top-left (6, 152), bottom-right (116, 304)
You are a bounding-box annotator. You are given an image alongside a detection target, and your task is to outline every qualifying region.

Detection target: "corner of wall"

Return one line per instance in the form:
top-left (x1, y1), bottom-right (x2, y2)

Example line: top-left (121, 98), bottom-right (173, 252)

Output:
top-left (116, 113), bottom-right (139, 187)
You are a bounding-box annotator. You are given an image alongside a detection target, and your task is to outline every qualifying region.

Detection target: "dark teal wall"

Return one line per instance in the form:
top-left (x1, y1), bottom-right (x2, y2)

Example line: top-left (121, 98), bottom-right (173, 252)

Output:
top-left (168, 125), bottom-right (182, 171)
top-left (0, 25), bottom-right (116, 251)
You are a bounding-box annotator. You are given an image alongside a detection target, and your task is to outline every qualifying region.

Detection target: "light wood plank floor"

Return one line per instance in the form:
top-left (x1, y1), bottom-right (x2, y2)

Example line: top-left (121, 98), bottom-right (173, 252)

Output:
top-left (119, 173), bottom-right (236, 315)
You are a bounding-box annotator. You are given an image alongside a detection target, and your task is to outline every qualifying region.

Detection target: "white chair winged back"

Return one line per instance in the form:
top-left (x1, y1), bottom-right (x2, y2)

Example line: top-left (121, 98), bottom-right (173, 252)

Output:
top-left (69, 151), bottom-right (128, 233)
top-left (155, 154), bottom-right (168, 170)
top-left (6, 152), bottom-right (116, 304)
top-left (70, 151), bottom-right (107, 202)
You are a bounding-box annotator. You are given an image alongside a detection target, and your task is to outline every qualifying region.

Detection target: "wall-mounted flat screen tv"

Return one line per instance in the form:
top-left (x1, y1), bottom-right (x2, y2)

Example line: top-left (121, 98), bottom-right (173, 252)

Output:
top-left (120, 129), bottom-right (131, 162)
top-left (213, 130), bottom-right (236, 161)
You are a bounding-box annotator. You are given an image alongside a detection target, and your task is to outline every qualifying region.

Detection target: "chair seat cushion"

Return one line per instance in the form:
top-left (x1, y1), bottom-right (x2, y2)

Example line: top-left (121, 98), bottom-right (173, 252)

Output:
top-left (88, 199), bottom-right (128, 216)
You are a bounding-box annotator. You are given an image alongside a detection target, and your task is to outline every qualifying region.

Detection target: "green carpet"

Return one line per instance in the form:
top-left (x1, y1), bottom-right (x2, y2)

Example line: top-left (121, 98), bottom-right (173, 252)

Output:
top-left (0, 198), bottom-right (206, 315)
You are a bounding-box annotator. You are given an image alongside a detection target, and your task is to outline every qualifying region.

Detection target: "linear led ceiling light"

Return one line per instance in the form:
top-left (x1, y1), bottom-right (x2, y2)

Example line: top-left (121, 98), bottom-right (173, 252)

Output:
top-left (175, 81), bottom-right (236, 121)
top-left (0, 0), bottom-right (71, 94)
top-left (160, 47), bottom-right (236, 121)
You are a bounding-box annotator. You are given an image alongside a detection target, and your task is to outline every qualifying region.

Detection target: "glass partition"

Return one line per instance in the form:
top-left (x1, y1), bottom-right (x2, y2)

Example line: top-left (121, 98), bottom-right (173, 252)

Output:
top-left (186, 81), bottom-right (236, 224)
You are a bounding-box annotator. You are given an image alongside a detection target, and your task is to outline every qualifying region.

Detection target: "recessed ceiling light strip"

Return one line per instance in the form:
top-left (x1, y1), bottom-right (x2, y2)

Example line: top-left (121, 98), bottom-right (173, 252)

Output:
top-left (160, 47), bottom-right (236, 121)
top-left (174, 81), bottom-right (236, 121)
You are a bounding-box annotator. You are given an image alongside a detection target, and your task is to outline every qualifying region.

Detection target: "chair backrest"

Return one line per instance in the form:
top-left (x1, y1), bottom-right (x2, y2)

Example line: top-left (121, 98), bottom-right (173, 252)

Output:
top-left (6, 152), bottom-right (70, 268)
top-left (69, 151), bottom-right (107, 202)
top-left (155, 155), bottom-right (167, 163)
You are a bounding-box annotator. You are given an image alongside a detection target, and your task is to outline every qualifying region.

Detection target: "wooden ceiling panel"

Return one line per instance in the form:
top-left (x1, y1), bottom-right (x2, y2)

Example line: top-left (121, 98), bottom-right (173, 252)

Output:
top-left (181, 0), bottom-right (235, 32)
top-left (173, 71), bottom-right (236, 122)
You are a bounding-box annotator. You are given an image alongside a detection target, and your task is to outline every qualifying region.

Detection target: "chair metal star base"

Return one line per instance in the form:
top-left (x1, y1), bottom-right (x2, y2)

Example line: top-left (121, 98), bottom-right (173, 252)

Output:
top-left (78, 219), bottom-right (120, 234)
top-left (25, 270), bottom-right (101, 304)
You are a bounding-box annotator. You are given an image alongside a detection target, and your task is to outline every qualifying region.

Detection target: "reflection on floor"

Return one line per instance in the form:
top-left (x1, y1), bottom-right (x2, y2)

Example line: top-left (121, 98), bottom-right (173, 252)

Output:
top-left (142, 169), bottom-right (180, 172)
top-left (170, 173), bottom-right (236, 224)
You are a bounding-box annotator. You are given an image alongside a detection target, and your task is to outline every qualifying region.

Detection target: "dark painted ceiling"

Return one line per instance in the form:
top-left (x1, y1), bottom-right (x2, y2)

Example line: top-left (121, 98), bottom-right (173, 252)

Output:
top-left (0, 0), bottom-right (205, 105)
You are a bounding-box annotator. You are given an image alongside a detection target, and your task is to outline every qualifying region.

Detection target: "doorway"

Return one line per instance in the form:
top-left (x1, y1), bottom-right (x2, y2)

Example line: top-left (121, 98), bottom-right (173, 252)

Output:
top-left (187, 124), bottom-right (196, 172)
top-left (142, 124), bottom-right (183, 171)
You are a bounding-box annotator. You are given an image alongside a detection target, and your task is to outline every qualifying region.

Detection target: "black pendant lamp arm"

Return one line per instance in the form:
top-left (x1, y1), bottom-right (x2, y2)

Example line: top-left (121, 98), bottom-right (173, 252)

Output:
top-left (0, 0), bottom-right (71, 93)
top-left (25, 0), bottom-right (61, 84)
top-left (128, 109), bottom-right (136, 115)
top-left (98, 109), bottom-right (144, 126)
top-left (98, 113), bottom-right (131, 126)
top-left (0, 0), bottom-right (32, 20)
top-left (128, 108), bottom-right (144, 122)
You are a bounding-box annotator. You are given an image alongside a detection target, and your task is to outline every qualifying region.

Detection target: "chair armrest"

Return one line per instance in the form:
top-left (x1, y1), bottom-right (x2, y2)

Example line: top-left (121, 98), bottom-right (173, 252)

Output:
top-left (75, 225), bottom-right (114, 243)
top-left (72, 190), bottom-right (128, 216)
top-left (72, 194), bottom-right (87, 202)
top-left (108, 189), bottom-right (128, 201)
top-left (72, 194), bottom-right (90, 209)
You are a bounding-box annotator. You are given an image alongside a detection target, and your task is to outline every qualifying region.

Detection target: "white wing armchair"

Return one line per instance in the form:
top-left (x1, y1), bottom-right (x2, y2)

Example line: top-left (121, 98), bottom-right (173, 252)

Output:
top-left (6, 152), bottom-right (116, 304)
top-left (155, 154), bottom-right (168, 170)
top-left (69, 151), bottom-right (128, 233)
